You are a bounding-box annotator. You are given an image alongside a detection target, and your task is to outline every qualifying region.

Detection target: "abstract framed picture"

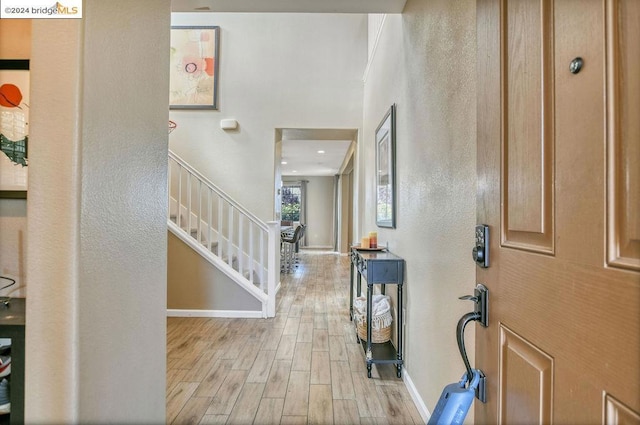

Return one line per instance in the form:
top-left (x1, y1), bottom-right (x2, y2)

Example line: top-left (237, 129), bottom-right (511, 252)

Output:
top-left (0, 59), bottom-right (29, 199)
top-left (375, 104), bottom-right (396, 228)
top-left (169, 26), bottom-right (220, 109)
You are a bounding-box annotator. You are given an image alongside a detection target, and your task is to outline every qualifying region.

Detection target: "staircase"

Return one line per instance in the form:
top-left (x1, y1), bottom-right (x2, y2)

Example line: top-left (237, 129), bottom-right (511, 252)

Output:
top-left (168, 151), bottom-right (280, 318)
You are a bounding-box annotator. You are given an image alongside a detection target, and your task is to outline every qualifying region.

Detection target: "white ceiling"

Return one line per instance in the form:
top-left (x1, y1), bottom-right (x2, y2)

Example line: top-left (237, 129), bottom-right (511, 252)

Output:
top-left (280, 128), bottom-right (356, 177)
top-left (281, 139), bottom-right (352, 177)
top-left (171, 0), bottom-right (406, 13)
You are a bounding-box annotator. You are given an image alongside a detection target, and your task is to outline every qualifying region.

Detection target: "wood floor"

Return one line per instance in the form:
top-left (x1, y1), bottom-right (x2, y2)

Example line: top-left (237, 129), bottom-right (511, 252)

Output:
top-left (167, 250), bottom-right (423, 425)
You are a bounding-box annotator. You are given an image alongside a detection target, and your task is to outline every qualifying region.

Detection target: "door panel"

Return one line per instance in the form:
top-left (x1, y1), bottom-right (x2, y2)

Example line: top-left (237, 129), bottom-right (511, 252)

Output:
top-left (499, 325), bottom-right (553, 424)
top-left (503, 0), bottom-right (554, 252)
top-left (477, 0), bottom-right (640, 423)
top-left (606, 0), bottom-right (640, 271)
top-left (604, 394), bottom-right (640, 425)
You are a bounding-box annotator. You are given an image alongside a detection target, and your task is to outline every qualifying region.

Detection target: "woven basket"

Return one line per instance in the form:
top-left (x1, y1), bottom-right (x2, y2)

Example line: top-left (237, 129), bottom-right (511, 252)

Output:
top-left (353, 295), bottom-right (393, 343)
top-left (356, 316), bottom-right (392, 343)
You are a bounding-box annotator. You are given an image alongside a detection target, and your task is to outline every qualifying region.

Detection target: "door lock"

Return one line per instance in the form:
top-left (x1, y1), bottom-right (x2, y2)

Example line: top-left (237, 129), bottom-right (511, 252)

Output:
top-left (472, 225), bottom-right (489, 268)
top-left (456, 284), bottom-right (489, 402)
top-left (459, 283), bottom-right (489, 328)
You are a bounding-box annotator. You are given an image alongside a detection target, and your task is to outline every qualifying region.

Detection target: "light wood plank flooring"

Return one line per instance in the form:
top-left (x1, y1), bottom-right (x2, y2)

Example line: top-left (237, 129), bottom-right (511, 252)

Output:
top-left (167, 250), bottom-right (423, 425)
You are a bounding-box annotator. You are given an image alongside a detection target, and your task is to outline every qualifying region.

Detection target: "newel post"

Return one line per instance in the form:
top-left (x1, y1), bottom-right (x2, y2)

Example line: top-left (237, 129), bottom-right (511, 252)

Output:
top-left (266, 221), bottom-right (280, 317)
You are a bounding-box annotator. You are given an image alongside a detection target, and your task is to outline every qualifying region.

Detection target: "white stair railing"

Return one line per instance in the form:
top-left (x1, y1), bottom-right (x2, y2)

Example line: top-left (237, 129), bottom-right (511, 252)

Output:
top-left (168, 151), bottom-right (279, 318)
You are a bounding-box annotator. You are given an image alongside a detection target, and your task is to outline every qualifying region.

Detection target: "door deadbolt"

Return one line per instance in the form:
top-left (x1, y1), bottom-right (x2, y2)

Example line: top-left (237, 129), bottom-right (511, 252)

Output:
top-left (472, 225), bottom-right (489, 268)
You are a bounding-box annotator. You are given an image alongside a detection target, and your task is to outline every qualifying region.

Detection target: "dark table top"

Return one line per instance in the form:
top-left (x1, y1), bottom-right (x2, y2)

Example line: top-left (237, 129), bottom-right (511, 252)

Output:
top-left (351, 246), bottom-right (404, 261)
top-left (0, 297), bottom-right (25, 327)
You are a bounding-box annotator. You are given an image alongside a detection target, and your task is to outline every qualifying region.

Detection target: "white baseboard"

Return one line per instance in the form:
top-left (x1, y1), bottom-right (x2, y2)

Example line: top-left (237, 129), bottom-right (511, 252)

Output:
top-left (167, 309), bottom-right (263, 318)
top-left (403, 368), bottom-right (430, 423)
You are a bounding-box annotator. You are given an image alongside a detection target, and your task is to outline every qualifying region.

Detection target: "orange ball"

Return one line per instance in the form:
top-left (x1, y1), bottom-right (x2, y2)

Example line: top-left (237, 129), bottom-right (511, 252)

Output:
top-left (0, 84), bottom-right (23, 108)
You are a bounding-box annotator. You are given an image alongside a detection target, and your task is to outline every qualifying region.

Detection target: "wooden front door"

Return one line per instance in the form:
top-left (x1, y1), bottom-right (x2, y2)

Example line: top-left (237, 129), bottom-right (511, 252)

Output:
top-left (476, 0), bottom-right (640, 423)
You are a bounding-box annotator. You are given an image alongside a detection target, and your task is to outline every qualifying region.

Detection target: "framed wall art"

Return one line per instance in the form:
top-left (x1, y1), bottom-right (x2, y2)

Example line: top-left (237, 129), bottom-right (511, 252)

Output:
top-left (375, 104), bottom-right (396, 228)
top-left (0, 59), bottom-right (29, 199)
top-left (169, 26), bottom-right (220, 109)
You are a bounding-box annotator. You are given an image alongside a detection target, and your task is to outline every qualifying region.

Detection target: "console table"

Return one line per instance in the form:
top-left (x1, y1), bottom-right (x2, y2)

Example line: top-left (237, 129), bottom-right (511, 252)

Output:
top-left (349, 247), bottom-right (404, 378)
top-left (0, 298), bottom-right (25, 425)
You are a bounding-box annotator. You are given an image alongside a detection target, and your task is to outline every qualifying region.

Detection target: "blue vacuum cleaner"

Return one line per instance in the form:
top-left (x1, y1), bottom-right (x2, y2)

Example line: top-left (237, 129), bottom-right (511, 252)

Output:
top-left (427, 367), bottom-right (483, 424)
top-left (428, 285), bottom-right (488, 425)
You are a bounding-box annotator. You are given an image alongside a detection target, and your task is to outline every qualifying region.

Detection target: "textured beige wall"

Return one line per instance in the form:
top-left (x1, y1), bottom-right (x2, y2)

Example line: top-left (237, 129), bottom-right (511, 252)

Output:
top-left (167, 232), bottom-right (262, 311)
top-left (0, 19), bottom-right (30, 297)
top-left (360, 0), bottom-right (477, 418)
top-left (25, 1), bottom-right (170, 422)
top-left (26, 19), bottom-right (83, 422)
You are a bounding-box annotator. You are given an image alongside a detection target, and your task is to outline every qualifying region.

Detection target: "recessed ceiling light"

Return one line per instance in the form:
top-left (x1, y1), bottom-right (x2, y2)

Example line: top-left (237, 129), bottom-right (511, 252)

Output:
top-left (292, 170), bottom-right (297, 173)
top-left (281, 161), bottom-right (288, 165)
top-left (317, 150), bottom-right (325, 154)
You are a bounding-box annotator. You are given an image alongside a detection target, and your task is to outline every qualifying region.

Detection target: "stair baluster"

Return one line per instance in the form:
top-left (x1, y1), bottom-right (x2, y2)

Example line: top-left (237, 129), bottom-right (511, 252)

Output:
top-left (167, 150), bottom-right (278, 317)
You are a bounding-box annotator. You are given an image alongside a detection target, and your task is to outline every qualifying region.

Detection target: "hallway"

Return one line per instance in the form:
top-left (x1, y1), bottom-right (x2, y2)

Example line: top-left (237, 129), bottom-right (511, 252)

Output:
top-left (166, 250), bottom-right (423, 424)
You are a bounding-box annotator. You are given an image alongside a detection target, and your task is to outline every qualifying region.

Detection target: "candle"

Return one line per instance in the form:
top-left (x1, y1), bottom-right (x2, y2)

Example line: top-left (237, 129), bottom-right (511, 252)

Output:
top-left (361, 237), bottom-right (370, 249)
top-left (368, 232), bottom-right (377, 248)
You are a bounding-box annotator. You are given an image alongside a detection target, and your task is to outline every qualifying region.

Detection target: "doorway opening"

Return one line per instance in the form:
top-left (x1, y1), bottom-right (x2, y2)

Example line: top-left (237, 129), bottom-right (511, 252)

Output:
top-left (274, 128), bottom-right (357, 251)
